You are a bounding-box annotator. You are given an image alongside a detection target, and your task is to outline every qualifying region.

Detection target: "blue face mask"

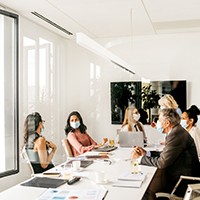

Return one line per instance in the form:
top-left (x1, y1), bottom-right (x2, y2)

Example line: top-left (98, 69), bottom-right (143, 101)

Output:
top-left (70, 121), bottom-right (80, 129)
top-left (180, 119), bottom-right (187, 129)
top-left (156, 120), bottom-right (163, 133)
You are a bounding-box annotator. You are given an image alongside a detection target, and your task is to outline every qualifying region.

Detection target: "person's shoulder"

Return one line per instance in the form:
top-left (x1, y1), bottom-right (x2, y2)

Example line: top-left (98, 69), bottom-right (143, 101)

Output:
top-left (35, 136), bottom-right (46, 144)
top-left (120, 125), bottom-right (128, 131)
top-left (171, 124), bottom-right (187, 137)
top-left (191, 126), bottom-right (200, 134)
top-left (68, 131), bottom-right (76, 137)
top-left (138, 121), bottom-right (144, 126)
top-left (34, 136), bottom-right (46, 149)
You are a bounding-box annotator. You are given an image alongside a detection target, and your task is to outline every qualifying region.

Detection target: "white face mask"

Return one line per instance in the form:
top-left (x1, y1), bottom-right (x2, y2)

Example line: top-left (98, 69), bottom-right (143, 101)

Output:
top-left (156, 120), bottom-right (164, 133)
top-left (133, 113), bottom-right (140, 121)
top-left (180, 119), bottom-right (187, 129)
top-left (70, 121), bottom-right (80, 129)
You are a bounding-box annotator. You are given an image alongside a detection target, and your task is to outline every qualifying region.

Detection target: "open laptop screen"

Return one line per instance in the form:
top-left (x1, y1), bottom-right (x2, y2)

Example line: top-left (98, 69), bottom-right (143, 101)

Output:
top-left (119, 131), bottom-right (144, 147)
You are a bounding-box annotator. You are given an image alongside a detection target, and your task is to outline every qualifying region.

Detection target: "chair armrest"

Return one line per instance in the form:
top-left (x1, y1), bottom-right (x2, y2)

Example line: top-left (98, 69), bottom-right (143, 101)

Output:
top-left (156, 192), bottom-right (171, 199)
top-left (156, 192), bottom-right (182, 200)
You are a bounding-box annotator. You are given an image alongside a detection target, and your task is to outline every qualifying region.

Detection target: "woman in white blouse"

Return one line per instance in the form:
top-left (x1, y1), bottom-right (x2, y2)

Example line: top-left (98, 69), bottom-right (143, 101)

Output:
top-left (181, 108), bottom-right (200, 159)
top-left (121, 105), bottom-right (147, 144)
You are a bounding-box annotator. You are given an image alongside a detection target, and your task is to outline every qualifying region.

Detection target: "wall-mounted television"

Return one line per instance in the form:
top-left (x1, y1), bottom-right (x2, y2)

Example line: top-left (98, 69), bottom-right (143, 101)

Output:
top-left (110, 80), bottom-right (186, 124)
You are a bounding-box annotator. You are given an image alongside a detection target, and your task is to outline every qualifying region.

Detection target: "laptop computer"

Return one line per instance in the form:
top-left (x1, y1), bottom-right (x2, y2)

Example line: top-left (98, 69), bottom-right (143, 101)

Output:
top-left (119, 131), bottom-right (144, 147)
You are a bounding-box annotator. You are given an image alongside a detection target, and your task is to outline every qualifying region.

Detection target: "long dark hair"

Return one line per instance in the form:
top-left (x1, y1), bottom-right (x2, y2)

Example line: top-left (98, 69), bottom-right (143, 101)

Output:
top-left (65, 111), bottom-right (87, 135)
top-left (24, 112), bottom-right (42, 146)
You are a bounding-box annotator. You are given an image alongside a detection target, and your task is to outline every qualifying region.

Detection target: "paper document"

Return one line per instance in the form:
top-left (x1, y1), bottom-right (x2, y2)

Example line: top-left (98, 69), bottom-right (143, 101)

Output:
top-left (112, 180), bottom-right (142, 188)
top-left (36, 187), bottom-right (108, 200)
top-left (118, 172), bottom-right (146, 182)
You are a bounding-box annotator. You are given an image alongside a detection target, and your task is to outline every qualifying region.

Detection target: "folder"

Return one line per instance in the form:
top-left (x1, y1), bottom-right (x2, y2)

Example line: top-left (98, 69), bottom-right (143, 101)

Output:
top-left (21, 177), bottom-right (67, 188)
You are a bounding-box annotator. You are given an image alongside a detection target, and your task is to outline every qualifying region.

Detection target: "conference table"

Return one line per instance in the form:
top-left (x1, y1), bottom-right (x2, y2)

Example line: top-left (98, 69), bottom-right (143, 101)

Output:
top-left (0, 147), bottom-right (157, 200)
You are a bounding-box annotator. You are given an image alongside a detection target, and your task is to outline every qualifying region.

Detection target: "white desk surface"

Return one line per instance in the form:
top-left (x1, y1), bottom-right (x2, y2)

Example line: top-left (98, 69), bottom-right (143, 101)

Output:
top-left (0, 147), bottom-right (157, 200)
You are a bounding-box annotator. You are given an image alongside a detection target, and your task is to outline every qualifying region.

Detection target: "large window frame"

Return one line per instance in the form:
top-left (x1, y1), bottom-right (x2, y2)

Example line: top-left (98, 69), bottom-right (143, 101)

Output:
top-left (0, 9), bottom-right (19, 178)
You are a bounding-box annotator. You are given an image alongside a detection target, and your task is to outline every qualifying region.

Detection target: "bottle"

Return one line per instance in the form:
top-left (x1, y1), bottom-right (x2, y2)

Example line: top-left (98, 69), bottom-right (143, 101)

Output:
top-left (131, 158), bottom-right (139, 174)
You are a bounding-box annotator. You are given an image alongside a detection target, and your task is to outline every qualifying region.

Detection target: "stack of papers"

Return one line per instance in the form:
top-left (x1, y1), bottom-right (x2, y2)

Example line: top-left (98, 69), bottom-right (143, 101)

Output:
top-left (36, 187), bottom-right (108, 200)
top-left (112, 180), bottom-right (142, 188)
top-left (112, 172), bottom-right (146, 188)
top-left (118, 172), bottom-right (146, 181)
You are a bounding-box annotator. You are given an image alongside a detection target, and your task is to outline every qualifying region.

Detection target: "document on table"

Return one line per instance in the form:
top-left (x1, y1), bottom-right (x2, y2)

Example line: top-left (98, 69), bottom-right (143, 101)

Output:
top-left (36, 186), bottom-right (108, 200)
top-left (112, 172), bottom-right (146, 188)
top-left (112, 180), bottom-right (142, 188)
top-left (118, 172), bottom-right (146, 182)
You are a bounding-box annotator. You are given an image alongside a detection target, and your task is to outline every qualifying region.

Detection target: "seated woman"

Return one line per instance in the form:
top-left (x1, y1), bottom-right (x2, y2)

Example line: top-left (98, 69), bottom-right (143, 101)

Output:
top-left (121, 106), bottom-right (147, 144)
top-left (181, 108), bottom-right (200, 159)
top-left (65, 111), bottom-right (107, 156)
top-left (24, 112), bottom-right (57, 173)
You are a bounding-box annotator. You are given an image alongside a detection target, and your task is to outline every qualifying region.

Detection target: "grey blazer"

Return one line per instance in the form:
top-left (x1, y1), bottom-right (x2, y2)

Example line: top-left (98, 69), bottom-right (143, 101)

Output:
top-left (141, 124), bottom-right (200, 195)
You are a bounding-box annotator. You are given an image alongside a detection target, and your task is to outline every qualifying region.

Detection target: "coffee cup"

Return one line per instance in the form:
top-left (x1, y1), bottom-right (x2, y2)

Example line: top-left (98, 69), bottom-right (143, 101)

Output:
top-left (95, 171), bottom-right (105, 183)
top-left (72, 160), bottom-right (81, 171)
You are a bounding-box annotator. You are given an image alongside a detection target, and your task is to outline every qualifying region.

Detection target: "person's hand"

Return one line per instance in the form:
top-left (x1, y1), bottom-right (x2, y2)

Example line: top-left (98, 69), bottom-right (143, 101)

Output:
top-left (150, 122), bottom-right (156, 128)
top-left (131, 146), bottom-right (146, 159)
top-left (46, 141), bottom-right (57, 152)
top-left (94, 138), bottom-right (108, 148)
top-left (102, 137), bottom-right (108, 145)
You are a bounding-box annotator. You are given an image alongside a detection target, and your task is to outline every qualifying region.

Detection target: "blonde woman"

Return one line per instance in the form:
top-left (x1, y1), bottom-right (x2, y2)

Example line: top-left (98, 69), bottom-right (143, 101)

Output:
top-left (158, 94), bottom-right (182, 116)
top-left (121, 106), bottom-right (147, 144)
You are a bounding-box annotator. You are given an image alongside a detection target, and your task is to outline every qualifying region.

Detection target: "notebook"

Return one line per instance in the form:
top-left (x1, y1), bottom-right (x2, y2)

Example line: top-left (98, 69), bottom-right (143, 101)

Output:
top-left (21, 177), bottom-right (67, 188)
top-left (119, 131), bottom-right (144, 147)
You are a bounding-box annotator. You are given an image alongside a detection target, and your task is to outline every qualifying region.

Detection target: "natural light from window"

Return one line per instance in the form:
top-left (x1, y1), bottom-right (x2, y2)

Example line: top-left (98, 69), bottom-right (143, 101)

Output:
top-left (0, 15), bottom-right (5, 171)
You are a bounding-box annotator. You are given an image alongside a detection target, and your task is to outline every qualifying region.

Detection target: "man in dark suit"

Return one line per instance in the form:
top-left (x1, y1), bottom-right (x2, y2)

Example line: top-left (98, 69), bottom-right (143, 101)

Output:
top-left (132, 108), bottom-right (200, 200)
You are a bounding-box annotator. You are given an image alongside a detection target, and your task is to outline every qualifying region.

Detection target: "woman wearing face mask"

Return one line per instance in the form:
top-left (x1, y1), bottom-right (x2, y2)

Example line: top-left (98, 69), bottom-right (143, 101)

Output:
top-left (65, 111), bottom-right (108, 156)
top-left (181, 109), bottom-right (200, 158)
top-left (121, 106), bottom-right (147, 144)
top-left (24, 112), bottom-right (57, 173)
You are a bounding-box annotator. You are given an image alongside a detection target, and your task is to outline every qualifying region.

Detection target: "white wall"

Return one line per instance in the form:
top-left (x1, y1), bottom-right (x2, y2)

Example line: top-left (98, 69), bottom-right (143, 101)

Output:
top-left (1, 15), bottom-right (200, 192)
top-left (99, 33), bottom-right (200, 106)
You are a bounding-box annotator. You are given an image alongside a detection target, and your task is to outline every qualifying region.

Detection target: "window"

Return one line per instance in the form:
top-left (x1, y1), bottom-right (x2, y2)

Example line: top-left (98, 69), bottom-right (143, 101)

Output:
top-left (22, 33), bottom-right (60, 155)
top-left (0, 9), bottom-right (19, 177)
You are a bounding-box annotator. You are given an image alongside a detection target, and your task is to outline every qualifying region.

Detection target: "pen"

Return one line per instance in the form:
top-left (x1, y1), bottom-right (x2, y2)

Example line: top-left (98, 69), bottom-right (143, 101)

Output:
top-left (102, 190), bottom-right (108, 200)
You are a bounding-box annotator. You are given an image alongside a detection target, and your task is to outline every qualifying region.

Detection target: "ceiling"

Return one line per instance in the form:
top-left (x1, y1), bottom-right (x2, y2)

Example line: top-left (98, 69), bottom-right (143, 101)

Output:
top-left (1, 0), bottom-right (200, 39)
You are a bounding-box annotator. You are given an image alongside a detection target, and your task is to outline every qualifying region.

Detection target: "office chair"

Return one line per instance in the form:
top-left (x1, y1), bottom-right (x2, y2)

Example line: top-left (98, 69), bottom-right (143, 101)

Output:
top-left (184, 183), bottom-right (200, 200)
top-left (61, 138), bottom-right (74, 158)
top-left (21, 145), bottom-right (35, 177)
top-left (156, 175), bottom-right (200, 200)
